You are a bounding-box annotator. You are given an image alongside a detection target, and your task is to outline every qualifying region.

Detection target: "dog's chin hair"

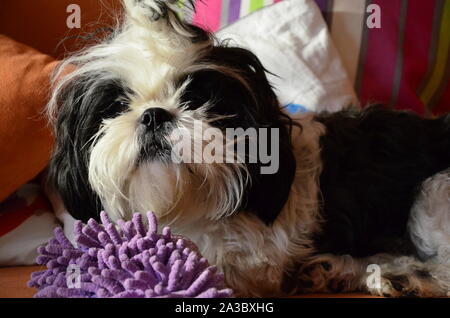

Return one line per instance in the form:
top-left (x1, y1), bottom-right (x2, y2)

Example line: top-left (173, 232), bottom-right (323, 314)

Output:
top-left (172, 106), bottom-right (250, 221)
top-left (92, 158), bottom-right (248, 225)
top-left (126, 160), bottom-right (247, 225)
top-left (127, 161), bottom-right (183, 220)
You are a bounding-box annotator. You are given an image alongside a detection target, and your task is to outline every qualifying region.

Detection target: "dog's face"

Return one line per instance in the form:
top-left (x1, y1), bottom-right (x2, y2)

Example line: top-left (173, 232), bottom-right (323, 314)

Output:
top-left (48, 1), bottom-right (296, 226)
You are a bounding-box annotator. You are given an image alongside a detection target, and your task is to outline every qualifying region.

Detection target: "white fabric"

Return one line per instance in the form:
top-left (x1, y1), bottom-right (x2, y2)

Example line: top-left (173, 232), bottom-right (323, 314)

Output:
top-left (217, 0), bottom-right (358, 113)
top-left (0, 212), bottom-right (57, 265)
top-left (45, 184), bottom-right (77, 245)
top-left (0, 184), bottom-right (58, 266)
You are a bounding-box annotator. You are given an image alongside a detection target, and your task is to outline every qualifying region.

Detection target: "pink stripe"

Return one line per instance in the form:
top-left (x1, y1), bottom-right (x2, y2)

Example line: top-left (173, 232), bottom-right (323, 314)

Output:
top-left (396, 0), bottom-right (436, 115)
top-left (193, 0), bottom-right (223, 32)
top-left (360, 0), bottom-right (402, 106)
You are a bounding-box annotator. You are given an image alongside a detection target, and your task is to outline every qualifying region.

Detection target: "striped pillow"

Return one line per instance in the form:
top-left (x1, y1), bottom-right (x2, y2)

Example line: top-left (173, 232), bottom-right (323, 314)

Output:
top-left (186, 0), bottom-right (450, 116)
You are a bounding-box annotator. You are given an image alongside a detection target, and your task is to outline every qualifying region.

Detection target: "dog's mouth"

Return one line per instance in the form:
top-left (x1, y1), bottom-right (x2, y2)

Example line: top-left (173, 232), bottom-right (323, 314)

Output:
top-left (137, 124), bottom-right (174, 162)
top-left (139, 139), bottom-right (172, 162)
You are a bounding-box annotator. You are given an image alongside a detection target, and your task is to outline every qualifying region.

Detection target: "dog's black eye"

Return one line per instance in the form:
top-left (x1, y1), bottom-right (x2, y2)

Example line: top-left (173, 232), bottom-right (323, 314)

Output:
top-left (103, 100), bottom-right (129, 119)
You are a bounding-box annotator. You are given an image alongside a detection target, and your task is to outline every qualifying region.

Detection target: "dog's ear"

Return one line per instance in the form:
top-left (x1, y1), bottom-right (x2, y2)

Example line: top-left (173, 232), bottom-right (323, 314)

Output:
top-left (190, 46), bottom-right (297, 224)
top-left (243, 127), bottom-right (296, 225)
top-left (47, 75), bottom-right (127, 222)
top-left (222, 47), bottom-right (297, 225)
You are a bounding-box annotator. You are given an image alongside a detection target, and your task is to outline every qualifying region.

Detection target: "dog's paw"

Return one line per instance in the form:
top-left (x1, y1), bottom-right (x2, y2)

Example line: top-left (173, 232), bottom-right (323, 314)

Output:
top-left (298, 261), bottom-right (354, 293)
top-left (367, 274), bottom-right (415, 297)
top-left (367, 270), bottom-right (448, 297)
top-left (134, 0), bottom-right (177, 21)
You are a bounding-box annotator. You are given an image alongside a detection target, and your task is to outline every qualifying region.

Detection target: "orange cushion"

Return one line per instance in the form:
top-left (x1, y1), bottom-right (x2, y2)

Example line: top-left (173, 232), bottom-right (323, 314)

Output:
top-left (0, 35), bottom-right (57, 202)
top-left (0, 1), bottom-right (118, 202)
top-left (0, 0), bottom-right (119, 59)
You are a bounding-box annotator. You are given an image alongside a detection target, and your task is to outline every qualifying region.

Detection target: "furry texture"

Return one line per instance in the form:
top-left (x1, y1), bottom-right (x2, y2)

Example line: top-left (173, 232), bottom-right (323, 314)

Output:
top-left (47, 0), bottom-right (450, 297)
top-left (315, 107), bottom-right (450, 257)
top-left (29, 211), bottom-right (233, 298)
top-left (408, 169), bottom-right (450, 260)
top-left (292, 108), bottom-right (450, 297)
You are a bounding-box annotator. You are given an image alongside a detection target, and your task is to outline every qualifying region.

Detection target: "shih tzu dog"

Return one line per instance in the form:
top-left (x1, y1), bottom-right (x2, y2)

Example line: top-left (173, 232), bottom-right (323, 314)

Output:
top-left (47, 0), bottom-right (450, 297)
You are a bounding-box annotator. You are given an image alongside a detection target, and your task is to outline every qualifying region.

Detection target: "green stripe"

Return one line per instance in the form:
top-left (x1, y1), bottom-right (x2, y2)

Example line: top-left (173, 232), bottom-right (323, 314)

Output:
top-left (428, 51), bottom-right (450, 112)
top-left (416, 0), bottom-right (444, 96)
top-left (176, 0), bottom-right (185, 19)
top-left (420, 0), bottom-right (450, 107)
top-left (249, 0), bottom-right (265, 13)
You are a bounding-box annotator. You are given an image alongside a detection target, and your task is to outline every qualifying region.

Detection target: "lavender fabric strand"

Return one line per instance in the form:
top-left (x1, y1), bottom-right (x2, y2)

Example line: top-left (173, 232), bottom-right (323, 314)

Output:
top-left (29, 211), bottom-right (233, 298)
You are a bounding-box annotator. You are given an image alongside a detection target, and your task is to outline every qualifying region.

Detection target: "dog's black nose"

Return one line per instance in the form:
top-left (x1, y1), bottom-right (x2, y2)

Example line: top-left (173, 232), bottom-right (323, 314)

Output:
top-left (140, 107), bottom-right (173, 130)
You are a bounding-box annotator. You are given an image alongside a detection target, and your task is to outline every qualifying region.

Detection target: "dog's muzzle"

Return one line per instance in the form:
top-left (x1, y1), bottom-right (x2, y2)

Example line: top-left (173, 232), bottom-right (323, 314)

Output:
top-left (138, 107), bottom-right (174, 161)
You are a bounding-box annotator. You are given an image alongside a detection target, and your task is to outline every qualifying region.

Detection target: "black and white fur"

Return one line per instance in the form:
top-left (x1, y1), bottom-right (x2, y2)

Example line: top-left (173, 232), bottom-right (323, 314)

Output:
top-left (47, 0), bottom-right (450, 297)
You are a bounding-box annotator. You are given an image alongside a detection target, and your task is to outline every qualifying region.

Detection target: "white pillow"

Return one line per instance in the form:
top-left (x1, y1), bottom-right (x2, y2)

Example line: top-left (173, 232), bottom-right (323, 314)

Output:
top-left (217, 0), bottom-right (358, 114)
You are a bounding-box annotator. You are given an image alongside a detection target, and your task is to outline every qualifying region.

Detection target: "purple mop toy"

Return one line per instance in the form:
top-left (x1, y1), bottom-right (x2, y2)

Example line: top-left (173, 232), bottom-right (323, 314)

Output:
top-left (28, 211), bottom-right (233, 298)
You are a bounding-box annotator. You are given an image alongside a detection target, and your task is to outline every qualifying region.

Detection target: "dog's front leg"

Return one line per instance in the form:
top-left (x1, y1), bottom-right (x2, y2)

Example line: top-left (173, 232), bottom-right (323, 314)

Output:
top-left (297, 254), bottom-right (368, 294)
